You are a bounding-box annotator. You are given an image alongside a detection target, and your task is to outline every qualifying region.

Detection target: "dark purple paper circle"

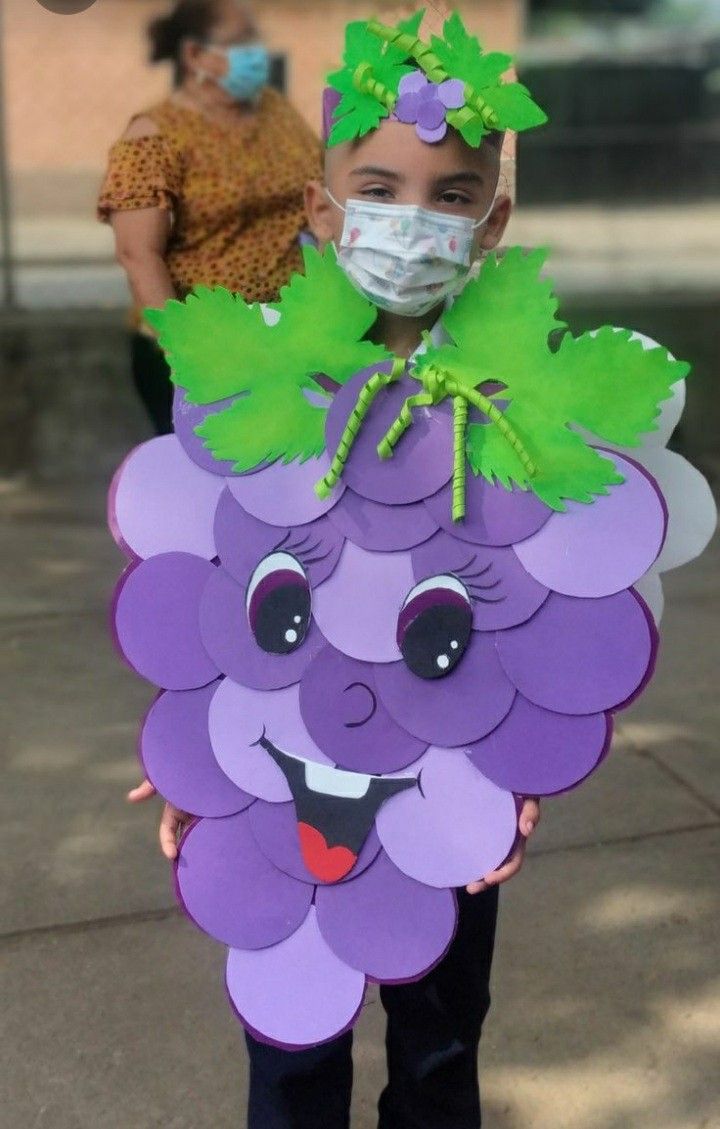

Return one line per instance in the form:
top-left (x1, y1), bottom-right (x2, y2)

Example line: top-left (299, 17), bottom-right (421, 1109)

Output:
top-left (173, 388), bottom-right (239, 476)
top-left (114, 554), bottom-right (219, 690)
top-left (496, 591), bottom-right (656, 715)
top-left (248, 798), bottom-right (382, 886)
top-left (412, 532), bottom-right (550, 631)
top-left (374, 633), bottom-right (516, 746)
top-left (199, 567), bottom-right (326, 690)
top-left (141, 684), bottom-right (253, 817)
top-left (299, 646), bottom-right (427, 773)
top-left (325, 369), bottom-right (454, 505)
top-left (328, 489), bottom-right (439, 552)
top-left (468, 695), bottom-right (611, 795)
top-left (315, 851), bottom-right (457, 982)
top-left (176, 811), bottom-right (313, 949)
top-left (425, 475), bottom-right (552, 547)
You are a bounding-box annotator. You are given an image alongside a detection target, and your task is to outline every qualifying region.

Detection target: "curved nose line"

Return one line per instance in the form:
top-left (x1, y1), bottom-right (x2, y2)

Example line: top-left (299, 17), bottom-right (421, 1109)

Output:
top-left (343, 681), bottom-right (377, 729)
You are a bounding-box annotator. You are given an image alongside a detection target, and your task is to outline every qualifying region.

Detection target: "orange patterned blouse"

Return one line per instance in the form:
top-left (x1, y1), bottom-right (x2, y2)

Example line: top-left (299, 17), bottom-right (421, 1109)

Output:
top-left (98, 88), bottom-right (322, 304)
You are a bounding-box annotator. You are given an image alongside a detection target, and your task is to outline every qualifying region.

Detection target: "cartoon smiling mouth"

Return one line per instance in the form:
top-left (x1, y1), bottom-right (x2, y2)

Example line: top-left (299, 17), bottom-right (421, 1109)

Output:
top-left (258, 736), bottom-right (416, 883)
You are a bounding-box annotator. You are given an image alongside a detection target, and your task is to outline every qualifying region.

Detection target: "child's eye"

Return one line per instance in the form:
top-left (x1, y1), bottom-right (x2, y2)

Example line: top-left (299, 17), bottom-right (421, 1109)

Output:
top-left (439, 191), bottom-right (472, 206)
top-left (361, 186), bottom-right (394, 199)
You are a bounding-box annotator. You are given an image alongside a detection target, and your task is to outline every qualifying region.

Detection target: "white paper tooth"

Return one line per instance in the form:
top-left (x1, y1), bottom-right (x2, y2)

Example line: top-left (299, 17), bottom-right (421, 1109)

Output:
top-left (305, 761), bottom-right (371, 799)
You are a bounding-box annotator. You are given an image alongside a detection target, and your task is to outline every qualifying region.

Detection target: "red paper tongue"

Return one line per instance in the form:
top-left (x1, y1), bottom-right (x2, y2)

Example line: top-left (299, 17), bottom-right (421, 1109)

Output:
top-left (297, 822), bottom-right (357, 883)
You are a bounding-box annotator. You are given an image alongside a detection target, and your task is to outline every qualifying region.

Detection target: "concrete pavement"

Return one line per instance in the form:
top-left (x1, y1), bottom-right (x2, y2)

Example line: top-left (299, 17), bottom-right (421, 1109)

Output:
top-left (1, 475), bottom-right (718, 1129)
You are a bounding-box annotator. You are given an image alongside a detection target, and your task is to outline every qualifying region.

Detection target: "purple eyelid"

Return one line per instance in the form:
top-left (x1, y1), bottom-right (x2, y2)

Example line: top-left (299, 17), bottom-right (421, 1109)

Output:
top-left (247, 570), bottom-right (308, 631)
top-left (396, 588), bottom-right (470, 647)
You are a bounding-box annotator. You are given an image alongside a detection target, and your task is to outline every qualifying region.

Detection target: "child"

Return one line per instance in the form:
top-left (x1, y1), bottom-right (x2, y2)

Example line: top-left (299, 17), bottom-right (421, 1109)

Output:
top-left (116, 10), bottom-right (711, 1129)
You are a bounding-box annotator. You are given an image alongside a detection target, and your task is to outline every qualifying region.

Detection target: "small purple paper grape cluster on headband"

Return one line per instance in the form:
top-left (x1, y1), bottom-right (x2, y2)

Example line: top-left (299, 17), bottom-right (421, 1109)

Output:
top-left (323, 9), bottom-right (547, 149)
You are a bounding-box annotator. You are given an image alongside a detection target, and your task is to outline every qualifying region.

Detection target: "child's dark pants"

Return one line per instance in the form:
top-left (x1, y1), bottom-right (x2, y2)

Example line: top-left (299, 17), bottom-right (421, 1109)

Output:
top-left (244, 886), bottom-right (499, 1129)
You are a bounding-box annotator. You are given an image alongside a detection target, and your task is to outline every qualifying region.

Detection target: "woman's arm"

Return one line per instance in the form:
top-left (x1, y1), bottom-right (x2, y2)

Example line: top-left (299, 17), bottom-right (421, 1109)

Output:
top-left (111, 206), bottom-right (176, 315)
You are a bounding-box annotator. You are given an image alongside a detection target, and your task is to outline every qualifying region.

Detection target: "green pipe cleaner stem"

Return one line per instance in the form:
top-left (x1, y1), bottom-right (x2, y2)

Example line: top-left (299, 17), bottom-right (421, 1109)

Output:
top-left (315, 358), bottom-right (406, 499)
top-left (352, 62), bottom-right (397, 111)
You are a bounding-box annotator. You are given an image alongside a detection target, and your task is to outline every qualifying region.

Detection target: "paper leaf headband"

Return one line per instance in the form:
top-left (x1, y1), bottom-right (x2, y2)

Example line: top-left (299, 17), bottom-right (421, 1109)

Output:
top-left (326, 9), bottom-right (548, 148)
top-left (147, 246), bottom-right (687, 516)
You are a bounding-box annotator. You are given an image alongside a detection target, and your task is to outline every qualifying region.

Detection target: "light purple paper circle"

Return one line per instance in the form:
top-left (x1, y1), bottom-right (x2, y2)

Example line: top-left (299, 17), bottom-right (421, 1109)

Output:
top-left (176, 811), bottom-right (313, 949)
top-left (328, 489), bottom-right (438, 552)
top-left (110, 436), bottom-right (224, 560)
top-left (325, 369), bottom-right (454, 505)
top-left (248, 799), bottom-right (382, 886)
top-left (497, 591), bottom-right (656, 715)
top-left (514, 455), bottom-right (667, 597)
top-left (208, 679), bottom-right (333, 803)
top-left (226, 908), bottom-right (366, 1049)
top-left (114, 554), bottom-right (219, 690)
top-left (299, 646), bottom-right (427, 773)
top-left (227, 455), bottom-right (344, 526)
top-left (199, 566), bottom-right (326, 690)
top-left (412, 532), bottom-right (550, 631)
top-left (313, 541), bottom-right (415, 663)
top-left (141, 684), bottom-right (253, 817)
top-left (425, 475), bottom-right (552, 547)
top-left (374, 632), bottom-right (516, 746)
top-left (316, 851), bottom-right (457, 982)
top-left (376, 750), bottom-right (517, 888)
top-left (468, 695), bottom-right (611, 795)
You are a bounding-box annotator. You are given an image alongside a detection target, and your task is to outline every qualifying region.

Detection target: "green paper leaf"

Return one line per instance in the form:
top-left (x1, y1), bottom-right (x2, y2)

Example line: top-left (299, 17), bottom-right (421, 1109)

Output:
top-left (415, 247), bottom-right (688, 510)
top-left (146, 245), bottom-right (391, 471)
top-left (481, 82), bottom-right (548, 130)
top-left (431, 13), bottom-right (512, 90)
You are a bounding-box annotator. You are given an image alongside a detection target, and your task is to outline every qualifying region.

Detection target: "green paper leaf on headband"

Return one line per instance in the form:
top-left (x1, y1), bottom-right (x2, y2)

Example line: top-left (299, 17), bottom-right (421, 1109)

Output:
top-left (431, 13), bottom-right (512, 91)
top-left (419, 247), bottom-right (686, 510)
top-left (146, 245), bottom-right (391, 472)
top-left (483, 82), bottom-right (548, 131)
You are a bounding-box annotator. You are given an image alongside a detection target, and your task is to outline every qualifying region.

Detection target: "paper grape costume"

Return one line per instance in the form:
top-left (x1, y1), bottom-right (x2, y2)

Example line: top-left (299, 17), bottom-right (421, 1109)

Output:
top-left (109, 12), bottom-right (716, 1051)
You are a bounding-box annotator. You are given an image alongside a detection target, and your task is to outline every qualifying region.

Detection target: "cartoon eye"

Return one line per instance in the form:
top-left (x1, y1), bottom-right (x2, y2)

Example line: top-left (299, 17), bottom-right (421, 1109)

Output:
top-left (397, 575), bottom-right (473, 680)
top-left (247, 552), bottom-right (311, 655)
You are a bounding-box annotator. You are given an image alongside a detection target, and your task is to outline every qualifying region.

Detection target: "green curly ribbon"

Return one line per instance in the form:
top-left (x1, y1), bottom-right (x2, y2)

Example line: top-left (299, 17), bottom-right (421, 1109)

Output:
top-left (452, 397), bottom-right (468, 521)
top-left (378, 362), bottom-right (537, 522)
top-left (366, 20), bottom-right (500, 135)
top-left (353, 62), bottom-right (397, 112)
top-left (315, 358), bottom-right (406, 499)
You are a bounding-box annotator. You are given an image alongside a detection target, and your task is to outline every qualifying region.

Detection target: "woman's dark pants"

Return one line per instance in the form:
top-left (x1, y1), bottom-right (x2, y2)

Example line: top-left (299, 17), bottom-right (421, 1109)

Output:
top-left (130, 331), bottom-right (174, 436)
top-left (245, 886), bottom-right (499, 1129)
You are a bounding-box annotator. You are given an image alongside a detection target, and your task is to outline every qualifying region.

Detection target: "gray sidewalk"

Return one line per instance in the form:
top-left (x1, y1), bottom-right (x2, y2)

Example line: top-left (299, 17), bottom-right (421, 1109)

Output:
top-left (1, 476), bottom-right (718, 1129)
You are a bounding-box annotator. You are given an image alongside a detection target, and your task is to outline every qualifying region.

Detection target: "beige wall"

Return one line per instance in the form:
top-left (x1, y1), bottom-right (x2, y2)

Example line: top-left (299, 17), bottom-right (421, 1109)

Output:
top-left (3, 0), bottom-right (522, 214)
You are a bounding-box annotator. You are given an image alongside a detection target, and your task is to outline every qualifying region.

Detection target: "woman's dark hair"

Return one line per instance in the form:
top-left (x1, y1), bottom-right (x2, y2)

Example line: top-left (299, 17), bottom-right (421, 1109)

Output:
top-left (148, 0), bottom-right (222, 86)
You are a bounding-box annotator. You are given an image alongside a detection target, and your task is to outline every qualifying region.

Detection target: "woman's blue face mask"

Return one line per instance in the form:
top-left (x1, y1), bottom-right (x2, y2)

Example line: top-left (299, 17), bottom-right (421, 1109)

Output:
top-left (209, 43), bottom-right (270, 102)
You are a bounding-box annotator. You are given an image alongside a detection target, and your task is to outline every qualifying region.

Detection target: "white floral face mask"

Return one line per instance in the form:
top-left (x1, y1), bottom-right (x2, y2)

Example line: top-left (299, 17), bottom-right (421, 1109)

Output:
top-left (326, 191), bottom-right (495, 317)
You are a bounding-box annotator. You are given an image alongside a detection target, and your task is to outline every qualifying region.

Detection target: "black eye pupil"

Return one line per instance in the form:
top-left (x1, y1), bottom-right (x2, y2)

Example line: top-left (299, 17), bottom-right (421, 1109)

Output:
top-left (253, 583), bottom-right (311, 655)
top-left (400, 604), bottom-right (472, 680)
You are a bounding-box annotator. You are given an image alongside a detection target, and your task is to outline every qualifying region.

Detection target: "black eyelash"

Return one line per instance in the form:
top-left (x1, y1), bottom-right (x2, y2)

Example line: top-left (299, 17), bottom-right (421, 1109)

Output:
top-left (452, 557), bottom-right (507, 605)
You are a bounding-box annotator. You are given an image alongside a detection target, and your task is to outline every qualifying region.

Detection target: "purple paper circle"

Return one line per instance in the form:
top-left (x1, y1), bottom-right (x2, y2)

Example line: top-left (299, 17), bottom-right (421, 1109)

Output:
top-left (214, 489), bottom-right (344, 590)
top-left (497, 591), bottom-right (656, 715)
top-left (176, 811), bottom-right (313, 949)
top-left (325, 369), bottom-right (454, 505)
top-left (114, 554), bottom-right (219, 690)
top-left (374, 632), bottom-right (516, 747)
top-left (468, 695), bottom-right (611, 795)
top-left (173, 387), bottom-right (238, 476)
top-left (208, 678), bottom-right (333, 803)
top-left (109, 436), bottom-right (225, 560)
top-left (376, 749), bottom-right (518, 888)
top-left (199, 566), bottom-right (326, 690)
top-left (316, 851), bottom-right (457, 982)
top-left (227, 455), bottom-right (344, 526)
top-left (226, 908), bottom-right (366, 1049)
top-left (299, 646), bottom-right (427, 773)
top-left (417, 98), bottom-right (446, 131)
top-left (141, 683), bottom-right (253, 817)
top-left (412, 532), bottom-right (549, 631)
top-left (514, 455), bottom-right (667, 597)
top-left (248, 799), bottom-right (382, 887)
top-left (328, 489), bottom-right (438, 552)
top-left (425, 476), bottom-right (552, 547)
top-left (313, 542), bottom-right (416, 663)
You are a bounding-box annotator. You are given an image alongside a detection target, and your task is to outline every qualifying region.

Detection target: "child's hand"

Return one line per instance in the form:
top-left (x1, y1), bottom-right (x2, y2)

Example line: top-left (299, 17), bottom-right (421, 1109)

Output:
top-left (466, 797), bottom-right (540, 895)
top-left (127, 776), bottom-right (193, 861)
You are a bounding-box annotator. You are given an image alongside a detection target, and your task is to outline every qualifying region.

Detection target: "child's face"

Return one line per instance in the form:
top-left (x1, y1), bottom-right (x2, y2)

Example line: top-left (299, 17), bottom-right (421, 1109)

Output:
top-left (306, 120), bottom-right (511, 257)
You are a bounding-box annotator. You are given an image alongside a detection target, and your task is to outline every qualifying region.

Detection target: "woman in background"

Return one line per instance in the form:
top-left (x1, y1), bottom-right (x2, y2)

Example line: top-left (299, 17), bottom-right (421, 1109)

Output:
top-left (98, 0), bottom-right (321, 434)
